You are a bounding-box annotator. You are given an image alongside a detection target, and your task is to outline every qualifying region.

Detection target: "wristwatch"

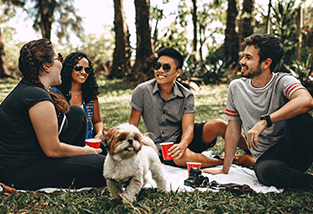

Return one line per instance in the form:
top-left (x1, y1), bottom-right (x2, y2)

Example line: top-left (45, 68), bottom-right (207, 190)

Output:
top-left (260, 114), bottom-right (272, 127)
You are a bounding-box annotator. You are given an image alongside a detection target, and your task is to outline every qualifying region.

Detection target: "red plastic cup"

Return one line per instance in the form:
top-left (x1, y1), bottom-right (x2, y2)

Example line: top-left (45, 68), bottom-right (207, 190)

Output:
top-left (85, 139), bottom-right (101, 149)
top-left (187, 162), bottom-right (202, 176)
top-left (160, 142), bottom-right (174, 161)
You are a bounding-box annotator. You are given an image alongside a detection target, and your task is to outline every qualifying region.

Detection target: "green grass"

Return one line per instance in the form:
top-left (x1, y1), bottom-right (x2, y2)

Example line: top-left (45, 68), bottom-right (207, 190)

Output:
top-left (0, 77), bottom-right (313, 213)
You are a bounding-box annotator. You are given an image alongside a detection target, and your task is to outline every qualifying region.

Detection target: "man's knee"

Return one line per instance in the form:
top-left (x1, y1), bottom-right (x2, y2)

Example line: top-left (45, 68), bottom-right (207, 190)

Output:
top-left (255, 160), bottom-right (286, 187)
top-left (210, 119), bottom-right (227, 129)
top-left (203, 119), bottom-right (227, 136)
top-left (286, 112), bottom-right (313, 129)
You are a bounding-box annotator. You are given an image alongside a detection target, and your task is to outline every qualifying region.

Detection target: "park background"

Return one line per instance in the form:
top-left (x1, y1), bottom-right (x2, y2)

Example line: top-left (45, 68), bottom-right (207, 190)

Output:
top-left (1, 0), bottom-right (313, 213)
top-left (1, 0), bottom-right (313, 90)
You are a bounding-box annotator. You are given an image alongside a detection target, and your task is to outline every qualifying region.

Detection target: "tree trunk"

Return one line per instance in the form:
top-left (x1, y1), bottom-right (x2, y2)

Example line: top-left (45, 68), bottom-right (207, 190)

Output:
top-left (128, 0), bottom-right (156, 84)
top-left (224, 0), bottom-right (239, 69)
top-left (0, 29), bottom-right (11, 78)
top-left (240, 0), bottom-right (254, 49)
top-left (192, 0), bottom-right (197, 53)
top-left (295, 6), bottom-right (302, 61)
top-left (37, 0), bottom-right (55, 40)
top-left (110, 0), bottom-right (131, 79)
top-left (265, 0), bottom-right (271, 34)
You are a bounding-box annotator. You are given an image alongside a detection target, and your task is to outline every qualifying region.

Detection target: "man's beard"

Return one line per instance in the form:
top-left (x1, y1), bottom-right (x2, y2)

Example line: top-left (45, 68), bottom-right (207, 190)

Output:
top-left (241, 64), bottom-right (262, 78)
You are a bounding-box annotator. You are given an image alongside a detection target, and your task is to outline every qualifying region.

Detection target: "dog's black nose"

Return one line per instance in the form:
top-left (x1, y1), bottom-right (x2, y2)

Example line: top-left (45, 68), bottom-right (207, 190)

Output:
top-left (128, 139), bottom-right (133, 145)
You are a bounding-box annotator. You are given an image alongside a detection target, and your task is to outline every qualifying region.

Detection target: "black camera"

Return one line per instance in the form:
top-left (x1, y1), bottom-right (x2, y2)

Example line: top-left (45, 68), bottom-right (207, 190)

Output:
top-left (184, 167), bottom-right (209, 188)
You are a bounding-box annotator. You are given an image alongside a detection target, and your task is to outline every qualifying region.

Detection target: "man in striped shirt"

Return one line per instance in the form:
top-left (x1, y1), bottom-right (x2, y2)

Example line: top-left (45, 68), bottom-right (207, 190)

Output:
top-left (204, 34), bottom-right (313, 188)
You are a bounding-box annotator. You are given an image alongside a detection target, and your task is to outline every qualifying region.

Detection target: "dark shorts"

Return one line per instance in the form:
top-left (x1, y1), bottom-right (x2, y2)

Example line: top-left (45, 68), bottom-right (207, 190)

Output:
top-left (161, 122), bottom-right (217, 167)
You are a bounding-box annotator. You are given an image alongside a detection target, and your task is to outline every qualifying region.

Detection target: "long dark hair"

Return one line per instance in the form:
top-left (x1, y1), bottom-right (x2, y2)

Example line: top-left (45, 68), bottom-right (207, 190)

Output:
top-left (57, 52), bottom-right (99, 103)
top-left (19, 38), bottom-right (69, 114)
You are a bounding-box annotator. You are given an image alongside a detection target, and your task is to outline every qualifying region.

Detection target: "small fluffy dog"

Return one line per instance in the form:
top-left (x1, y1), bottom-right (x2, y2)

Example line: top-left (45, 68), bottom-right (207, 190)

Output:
top-left (102, 123), bottom-right (167, 202)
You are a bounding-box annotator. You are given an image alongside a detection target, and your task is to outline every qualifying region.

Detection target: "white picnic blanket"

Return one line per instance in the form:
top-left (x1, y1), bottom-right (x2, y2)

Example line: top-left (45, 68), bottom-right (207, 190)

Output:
top-left (12, 151), bottom-right (283, 194)
top-left (143, 163), bottom-right (283, 193)
top-left (144, 151), bottom-right (283, 194)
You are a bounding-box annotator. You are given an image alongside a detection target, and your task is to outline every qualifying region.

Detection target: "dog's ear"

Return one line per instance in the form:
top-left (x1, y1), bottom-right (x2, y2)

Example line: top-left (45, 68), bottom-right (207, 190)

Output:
top-left (142, 135), bottom-right (159, 154)
top-left (101, 135), bottom-right (110, 150)
top-left (102, 127), bottom-right (119, 155)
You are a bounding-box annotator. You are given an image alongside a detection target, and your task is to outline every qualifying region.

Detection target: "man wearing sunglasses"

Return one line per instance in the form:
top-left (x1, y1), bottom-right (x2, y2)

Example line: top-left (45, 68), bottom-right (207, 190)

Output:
top-left (129, 47), bottom-right (253, 168)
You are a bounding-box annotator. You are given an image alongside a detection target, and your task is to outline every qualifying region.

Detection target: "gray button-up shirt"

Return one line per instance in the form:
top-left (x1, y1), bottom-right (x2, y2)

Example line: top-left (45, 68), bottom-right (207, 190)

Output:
top-left (130, 78), bottom-right (195, 149)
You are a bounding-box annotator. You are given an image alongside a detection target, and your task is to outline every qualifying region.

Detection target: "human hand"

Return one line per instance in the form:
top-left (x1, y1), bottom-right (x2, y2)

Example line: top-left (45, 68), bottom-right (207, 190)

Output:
top-left (246, 120), bottom-right (267, 150)
top-left (84, 145), bottom-right (102, 154)
top-left (202, 168), bottom-right (227, 175)
top-left (168, 143), bottom-right (187, 159)
top-left (94, 132), bottom-right (103, 140)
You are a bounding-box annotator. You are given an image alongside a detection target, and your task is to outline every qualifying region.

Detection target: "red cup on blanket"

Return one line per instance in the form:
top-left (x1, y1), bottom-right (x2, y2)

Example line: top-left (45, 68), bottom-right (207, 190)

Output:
top-left (187, 162), bottom-right (202, 176)
top-left (85, 139), bottom-right (101, 149)
top-left (160, 142), bottom-right (174, 161)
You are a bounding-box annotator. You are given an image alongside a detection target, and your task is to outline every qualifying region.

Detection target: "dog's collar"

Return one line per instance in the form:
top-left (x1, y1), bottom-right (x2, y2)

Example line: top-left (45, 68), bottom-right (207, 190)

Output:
top-left (109, 176), bottom-right (134, 187)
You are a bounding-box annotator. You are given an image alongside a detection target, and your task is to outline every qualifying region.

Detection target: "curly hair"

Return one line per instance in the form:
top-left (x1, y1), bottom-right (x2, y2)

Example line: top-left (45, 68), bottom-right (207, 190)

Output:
top-left (57, 52), bottom-right (99, 103)
top-left (19, 38), bottom-right (54, 83)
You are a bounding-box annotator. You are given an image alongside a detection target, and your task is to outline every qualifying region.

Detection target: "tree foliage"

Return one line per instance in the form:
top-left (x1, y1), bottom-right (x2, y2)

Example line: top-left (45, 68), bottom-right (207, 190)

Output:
top-left (2, 0), bottom-right (313, 86)
top-left (271, 0), bottom-right (298, 68)
top-left (0, 1), bottom-right (23, 78)
top-left (2, 0), bottom-right (82, 43)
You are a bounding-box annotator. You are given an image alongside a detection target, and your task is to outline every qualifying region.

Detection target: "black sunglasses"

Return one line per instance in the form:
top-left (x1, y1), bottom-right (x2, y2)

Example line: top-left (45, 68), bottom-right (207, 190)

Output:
top-left (53, 53), bottom-right (63, 63)
top-left (74, 64), bottom-right (91, 74)
top-left (153, 62), bottom-right (176, 72)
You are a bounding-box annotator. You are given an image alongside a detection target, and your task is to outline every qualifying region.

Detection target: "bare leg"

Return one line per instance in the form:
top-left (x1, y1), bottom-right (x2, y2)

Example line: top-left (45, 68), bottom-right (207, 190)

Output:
top-left (202, 119), bottom-right (247, 150)
top-left (205, 119), bottom-right (254, 166)
top-left (173, 149), bottom-right (223, 167)
top-left (173, 119), bottom-right (254, 167)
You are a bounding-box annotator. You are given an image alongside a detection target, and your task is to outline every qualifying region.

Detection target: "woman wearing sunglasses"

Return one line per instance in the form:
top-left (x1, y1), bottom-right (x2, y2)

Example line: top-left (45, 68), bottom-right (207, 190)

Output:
top-left (51, 52), bottom-right (107, 140)
top-left (0, 39), bottom-right (106, 190)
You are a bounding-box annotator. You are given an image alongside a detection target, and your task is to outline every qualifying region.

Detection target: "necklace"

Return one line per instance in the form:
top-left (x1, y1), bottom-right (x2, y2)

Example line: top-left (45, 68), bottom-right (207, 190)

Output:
top-left (72, 91), bottom-right (81, 99)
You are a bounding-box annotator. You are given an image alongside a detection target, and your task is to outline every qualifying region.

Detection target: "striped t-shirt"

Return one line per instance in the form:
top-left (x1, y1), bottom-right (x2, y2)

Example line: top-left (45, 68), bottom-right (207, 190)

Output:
top-left (225, 72), bottom-right (305, 160)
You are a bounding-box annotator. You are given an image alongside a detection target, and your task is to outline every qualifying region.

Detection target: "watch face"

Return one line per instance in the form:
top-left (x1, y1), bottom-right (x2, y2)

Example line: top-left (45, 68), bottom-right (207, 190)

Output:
top-left (260, 115), bottom-right (272, 127)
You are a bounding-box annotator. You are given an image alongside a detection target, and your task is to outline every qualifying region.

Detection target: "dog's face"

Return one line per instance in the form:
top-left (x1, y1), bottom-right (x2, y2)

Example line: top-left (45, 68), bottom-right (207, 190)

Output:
top-left (102, 123), bottom-right (143, 160)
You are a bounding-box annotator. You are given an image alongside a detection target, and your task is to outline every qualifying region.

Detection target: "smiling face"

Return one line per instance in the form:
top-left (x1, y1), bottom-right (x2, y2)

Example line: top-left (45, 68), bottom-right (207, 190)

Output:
top-left (71, 57), bottom-right (90, 85)
top-left (239, 45), bottom-right (263, 79)
top-left (154, 56), bottom-right (181, 87)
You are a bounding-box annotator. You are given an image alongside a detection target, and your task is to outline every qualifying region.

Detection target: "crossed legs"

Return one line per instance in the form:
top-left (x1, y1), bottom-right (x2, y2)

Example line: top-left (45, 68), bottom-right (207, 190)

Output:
top-left (254, 113), bottom-right (313, 188)
top-left (173, 119), bottom-right (250, 167)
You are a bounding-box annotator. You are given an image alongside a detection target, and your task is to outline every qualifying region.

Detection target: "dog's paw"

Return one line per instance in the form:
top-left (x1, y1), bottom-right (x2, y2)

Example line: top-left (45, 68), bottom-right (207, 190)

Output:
top-left (120, 193), bottom-right (136, 203)
top-left (158, 184), bottom-right (167, 192)
top-left (110, 193), bottom-right (122, 200)
top-left (157, 183), bottom-right (167, 192)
